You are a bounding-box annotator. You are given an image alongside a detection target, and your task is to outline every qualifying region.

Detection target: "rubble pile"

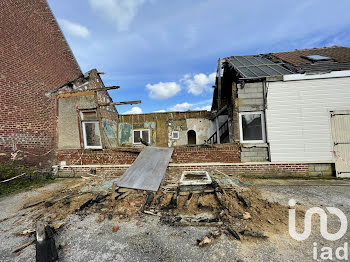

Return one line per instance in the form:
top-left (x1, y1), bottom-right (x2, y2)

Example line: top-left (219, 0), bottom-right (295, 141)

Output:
top-left (19, 169), bottom-right (301, 245)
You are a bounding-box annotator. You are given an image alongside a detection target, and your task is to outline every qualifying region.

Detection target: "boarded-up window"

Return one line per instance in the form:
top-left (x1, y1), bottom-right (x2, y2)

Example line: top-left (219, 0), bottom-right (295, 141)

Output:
top-left (133, 129), bottom-right (150, 144)
top-left (81, 111), bottom-right (97, 121)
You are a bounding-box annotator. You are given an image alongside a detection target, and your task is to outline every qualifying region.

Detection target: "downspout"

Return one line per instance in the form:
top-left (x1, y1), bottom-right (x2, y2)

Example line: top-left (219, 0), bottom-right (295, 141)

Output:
top-left (263, 80), bottom-right (271, 161)
top-left (216, 58), bottom-right (222, 144)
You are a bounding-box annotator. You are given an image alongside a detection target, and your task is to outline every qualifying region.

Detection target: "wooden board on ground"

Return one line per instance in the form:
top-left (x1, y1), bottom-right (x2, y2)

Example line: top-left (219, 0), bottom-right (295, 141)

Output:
top-left (117, 147), bottom-right (174, 191)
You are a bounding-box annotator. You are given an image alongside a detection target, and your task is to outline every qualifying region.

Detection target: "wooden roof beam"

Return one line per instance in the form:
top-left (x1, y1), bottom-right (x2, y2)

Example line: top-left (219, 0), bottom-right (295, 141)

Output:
top-left (99, 100), bottom-right (141, 106)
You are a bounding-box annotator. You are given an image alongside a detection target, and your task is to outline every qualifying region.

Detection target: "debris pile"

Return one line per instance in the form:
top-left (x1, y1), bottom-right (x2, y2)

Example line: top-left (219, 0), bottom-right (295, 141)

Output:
top-left (18, 169), bottom-right (300, 246)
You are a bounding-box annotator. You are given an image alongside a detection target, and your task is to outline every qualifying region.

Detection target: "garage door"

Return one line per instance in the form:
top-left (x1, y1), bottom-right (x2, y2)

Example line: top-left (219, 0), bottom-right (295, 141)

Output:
top-left (331, 111), bottom-right (350, 178)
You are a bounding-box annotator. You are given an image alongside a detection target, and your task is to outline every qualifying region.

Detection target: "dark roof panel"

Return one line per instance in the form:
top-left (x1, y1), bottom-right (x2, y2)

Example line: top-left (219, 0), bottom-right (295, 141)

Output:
top-left (227, 55), bottom-right (294, 79)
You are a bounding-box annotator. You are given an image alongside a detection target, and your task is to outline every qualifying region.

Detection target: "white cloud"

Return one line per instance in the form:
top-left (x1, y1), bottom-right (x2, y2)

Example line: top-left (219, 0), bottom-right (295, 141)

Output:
top-left (153, 109), bottom-right (166, 113)
top-left (57, 19), bottom-right (90, 38)
top-left (146, 82), bottom-right (181, 99)
top-left (193, 105), bottom-right (211, 111)
top-left (181, 72), bottom-right (216, 95)
top-left (122, 106), bottom-right (143, 114)
top-left (169, 102), bottom-right (193, 111)
top-left (89, 0), bottom-right (147, 31)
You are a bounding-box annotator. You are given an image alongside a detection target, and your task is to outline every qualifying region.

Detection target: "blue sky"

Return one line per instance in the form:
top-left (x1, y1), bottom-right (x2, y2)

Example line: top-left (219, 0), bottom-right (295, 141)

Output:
top-left (48, 0), bottom-right (350, 114)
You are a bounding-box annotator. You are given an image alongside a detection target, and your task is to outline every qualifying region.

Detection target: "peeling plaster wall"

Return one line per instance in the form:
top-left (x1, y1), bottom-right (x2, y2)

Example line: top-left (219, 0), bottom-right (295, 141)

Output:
top-left (118, 111), bottom-right (210, 147)
top-left (118, 121), bottom-right (156, 146)
top-left (56, 70), bottom-right (119, 150)
top-left (102, 120), bottom-right (118, 147)
top-left (57, 97), bottom-right (81, 149)
top-left (168, 118), bottom-right (211, 146)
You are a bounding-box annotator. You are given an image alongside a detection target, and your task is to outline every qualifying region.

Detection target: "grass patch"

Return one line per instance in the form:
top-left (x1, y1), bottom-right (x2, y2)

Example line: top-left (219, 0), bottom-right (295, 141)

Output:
top-left (0, 162), bottom-right (55, 196)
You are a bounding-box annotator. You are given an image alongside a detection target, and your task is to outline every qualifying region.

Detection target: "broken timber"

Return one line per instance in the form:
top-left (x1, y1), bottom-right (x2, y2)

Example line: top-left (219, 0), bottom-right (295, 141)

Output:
top-left (99, 100), bottom-right (141, 106)
top-left (56, 86), bottom-right (120, 98)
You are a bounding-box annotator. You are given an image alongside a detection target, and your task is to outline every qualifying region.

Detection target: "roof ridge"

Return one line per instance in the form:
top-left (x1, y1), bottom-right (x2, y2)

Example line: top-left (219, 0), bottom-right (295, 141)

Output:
top-left (271, 45), bottom-right (348, 54)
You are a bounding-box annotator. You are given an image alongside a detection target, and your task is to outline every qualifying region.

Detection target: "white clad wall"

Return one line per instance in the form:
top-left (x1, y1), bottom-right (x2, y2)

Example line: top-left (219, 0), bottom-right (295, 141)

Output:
top-left (266, 76), bottom-right (350, 162)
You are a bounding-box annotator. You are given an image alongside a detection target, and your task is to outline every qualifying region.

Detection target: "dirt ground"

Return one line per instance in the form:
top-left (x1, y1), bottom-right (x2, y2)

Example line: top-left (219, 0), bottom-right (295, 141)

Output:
top-left (0, 174), bottom-right (350, 262)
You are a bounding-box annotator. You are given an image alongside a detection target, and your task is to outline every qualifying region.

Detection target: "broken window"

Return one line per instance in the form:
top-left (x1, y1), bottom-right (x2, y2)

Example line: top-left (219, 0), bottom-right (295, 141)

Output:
top-left (81, 110), bottom-right (102, 149)
top-left (133, 129), bottom-right (150, 144)
top-left (239, 112), bottom-right (266, 143)
top-left (172, 131), bottom-right (179, 139)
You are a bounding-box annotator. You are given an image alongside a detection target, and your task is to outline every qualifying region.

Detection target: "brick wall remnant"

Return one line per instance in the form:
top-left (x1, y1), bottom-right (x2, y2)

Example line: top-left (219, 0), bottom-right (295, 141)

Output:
top-left (0, 0), bottom-right (82, 166)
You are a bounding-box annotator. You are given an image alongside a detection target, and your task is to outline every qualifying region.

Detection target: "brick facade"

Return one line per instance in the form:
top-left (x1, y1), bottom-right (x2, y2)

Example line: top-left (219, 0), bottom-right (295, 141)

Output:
top-left (54, 163), bottom-right (323, 178)
top-left (171, 146), bottom-right (240, 163)
top-left (55, 145), bottom-right (241, 166)
top-left (55, 147), bottom-right (333, 178)
top-left (0, 0), bottom-right (82, 166)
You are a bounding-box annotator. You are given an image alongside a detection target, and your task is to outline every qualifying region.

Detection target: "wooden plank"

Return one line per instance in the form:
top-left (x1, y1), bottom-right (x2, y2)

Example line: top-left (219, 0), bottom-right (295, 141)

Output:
top-left (57, 90), bottom-right (95, 98)
top-left (113, 100), bottom-right (141, 106)
top-left (56, 86), bottom-right (120, 98)
top-left (99, 100), bottom-right (141, 107)
top-left (117, 147), bottom-right (174, 191)
top-left (13, 239), bottom-right (35, 253)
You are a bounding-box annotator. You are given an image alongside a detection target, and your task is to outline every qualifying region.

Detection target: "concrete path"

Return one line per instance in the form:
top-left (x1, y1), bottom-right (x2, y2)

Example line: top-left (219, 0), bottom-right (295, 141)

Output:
top-left (250, 178), bottom-right (350, 186)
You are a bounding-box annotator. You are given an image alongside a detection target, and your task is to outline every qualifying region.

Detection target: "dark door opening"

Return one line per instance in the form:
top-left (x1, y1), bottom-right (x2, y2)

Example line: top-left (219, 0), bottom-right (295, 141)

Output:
top-left (187, 130), bottom-right (196, 145)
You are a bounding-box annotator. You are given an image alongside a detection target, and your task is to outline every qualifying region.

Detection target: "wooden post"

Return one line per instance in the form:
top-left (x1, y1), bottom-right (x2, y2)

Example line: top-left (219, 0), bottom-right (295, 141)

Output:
top-left (94, 93), bottom-right (107, 149)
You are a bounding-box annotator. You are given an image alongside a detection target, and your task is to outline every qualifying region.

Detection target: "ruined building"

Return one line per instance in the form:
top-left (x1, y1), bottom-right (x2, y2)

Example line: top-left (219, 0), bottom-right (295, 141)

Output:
top-left (0, 0), bottom-right (82, 166)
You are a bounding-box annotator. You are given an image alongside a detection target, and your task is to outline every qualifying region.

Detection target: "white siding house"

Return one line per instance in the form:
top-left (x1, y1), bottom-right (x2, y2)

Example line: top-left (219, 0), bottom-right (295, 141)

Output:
top-left (266, 72), bottom-right (350, 163)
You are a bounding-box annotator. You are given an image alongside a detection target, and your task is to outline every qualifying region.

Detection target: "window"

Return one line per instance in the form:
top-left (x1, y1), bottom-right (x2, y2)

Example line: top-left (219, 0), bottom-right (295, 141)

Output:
top-left (172, 131), bottom-right (179, 139)
top-left (303, 55), bottom-right (332, 62)
top-left (133, 129), bottom-right (150, 144)
top-left (81, 111), bottom-right (102, 149)
top-left (239, 112), bottom-right (266, 143)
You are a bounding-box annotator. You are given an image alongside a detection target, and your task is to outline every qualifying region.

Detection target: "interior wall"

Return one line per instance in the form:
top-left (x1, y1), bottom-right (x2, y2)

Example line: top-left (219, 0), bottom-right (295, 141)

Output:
top-left (118, 111), bottom-right (210, 147)
top-left (168, 118), bottom-right (211, 146)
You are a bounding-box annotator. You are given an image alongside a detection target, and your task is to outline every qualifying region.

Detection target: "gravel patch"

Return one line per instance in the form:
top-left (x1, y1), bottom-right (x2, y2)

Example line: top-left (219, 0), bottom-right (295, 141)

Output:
top-left (1, 181), bottom-right (349, 261)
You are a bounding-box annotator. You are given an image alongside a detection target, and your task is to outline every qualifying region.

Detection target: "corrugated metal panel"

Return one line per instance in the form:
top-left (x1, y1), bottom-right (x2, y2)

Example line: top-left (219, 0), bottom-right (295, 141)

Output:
top-left (331, 112), bottom-right (350, 177)
top-left (266, 77), bottom-right (350, 162)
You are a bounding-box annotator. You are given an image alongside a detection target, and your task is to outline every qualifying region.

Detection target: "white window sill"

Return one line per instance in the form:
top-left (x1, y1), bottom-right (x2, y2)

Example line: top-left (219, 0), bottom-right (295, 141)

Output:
top-left (241, 142), bottom-right (268, 148)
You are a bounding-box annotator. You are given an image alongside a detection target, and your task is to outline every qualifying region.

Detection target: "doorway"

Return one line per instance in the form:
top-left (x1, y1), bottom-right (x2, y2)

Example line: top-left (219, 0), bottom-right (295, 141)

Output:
top-left (331, 111), bottom-right (350, 177)
top-left (187, 130), bottom-right (196, 145)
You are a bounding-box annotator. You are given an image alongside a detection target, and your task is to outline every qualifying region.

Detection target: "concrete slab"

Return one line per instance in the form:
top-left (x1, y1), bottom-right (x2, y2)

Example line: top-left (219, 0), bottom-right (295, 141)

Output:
top-left (250, 178), bottom-right (350, 186)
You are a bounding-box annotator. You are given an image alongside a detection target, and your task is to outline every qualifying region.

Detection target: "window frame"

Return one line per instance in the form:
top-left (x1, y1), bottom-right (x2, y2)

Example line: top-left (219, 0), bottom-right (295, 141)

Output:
top-left (132, 129), bottom-right (151, 145)
top-left (81, 120), bottom-right (103, 149)
top-left (172, 131), bottom-right (180, 139)
top-left (239, 111), bottom-right (266, 143)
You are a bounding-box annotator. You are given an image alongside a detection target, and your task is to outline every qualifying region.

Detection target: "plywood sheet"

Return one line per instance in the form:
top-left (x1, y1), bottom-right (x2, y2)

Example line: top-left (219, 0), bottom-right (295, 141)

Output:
top-left (117, 147), bottom-right (174, 191)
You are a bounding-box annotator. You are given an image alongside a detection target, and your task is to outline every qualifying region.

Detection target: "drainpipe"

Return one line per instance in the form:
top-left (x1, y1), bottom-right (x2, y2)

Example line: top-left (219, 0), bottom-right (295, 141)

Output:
top-left (216, 117), bottom-right (221, 144)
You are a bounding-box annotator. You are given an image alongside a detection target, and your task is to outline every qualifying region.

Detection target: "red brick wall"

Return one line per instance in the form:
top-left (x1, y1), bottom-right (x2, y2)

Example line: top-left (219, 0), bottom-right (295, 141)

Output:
top-left (55, 149), bottom-right (139, 165)
top-left (54, 163), bottom-right (311, 178)
top-left (171, 146), bottom-right (240, 163)
top-left (172, 163), bottom-right (309, 177)
top-left (55, 146), bottom-right (241, 165)
top-left (0, 0), bottom-right (82, 166)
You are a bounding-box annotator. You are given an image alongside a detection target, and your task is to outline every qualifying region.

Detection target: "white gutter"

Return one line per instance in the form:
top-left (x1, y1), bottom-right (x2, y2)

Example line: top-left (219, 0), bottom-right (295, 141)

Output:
top-left (283, 70), bottom-right (350, 81)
